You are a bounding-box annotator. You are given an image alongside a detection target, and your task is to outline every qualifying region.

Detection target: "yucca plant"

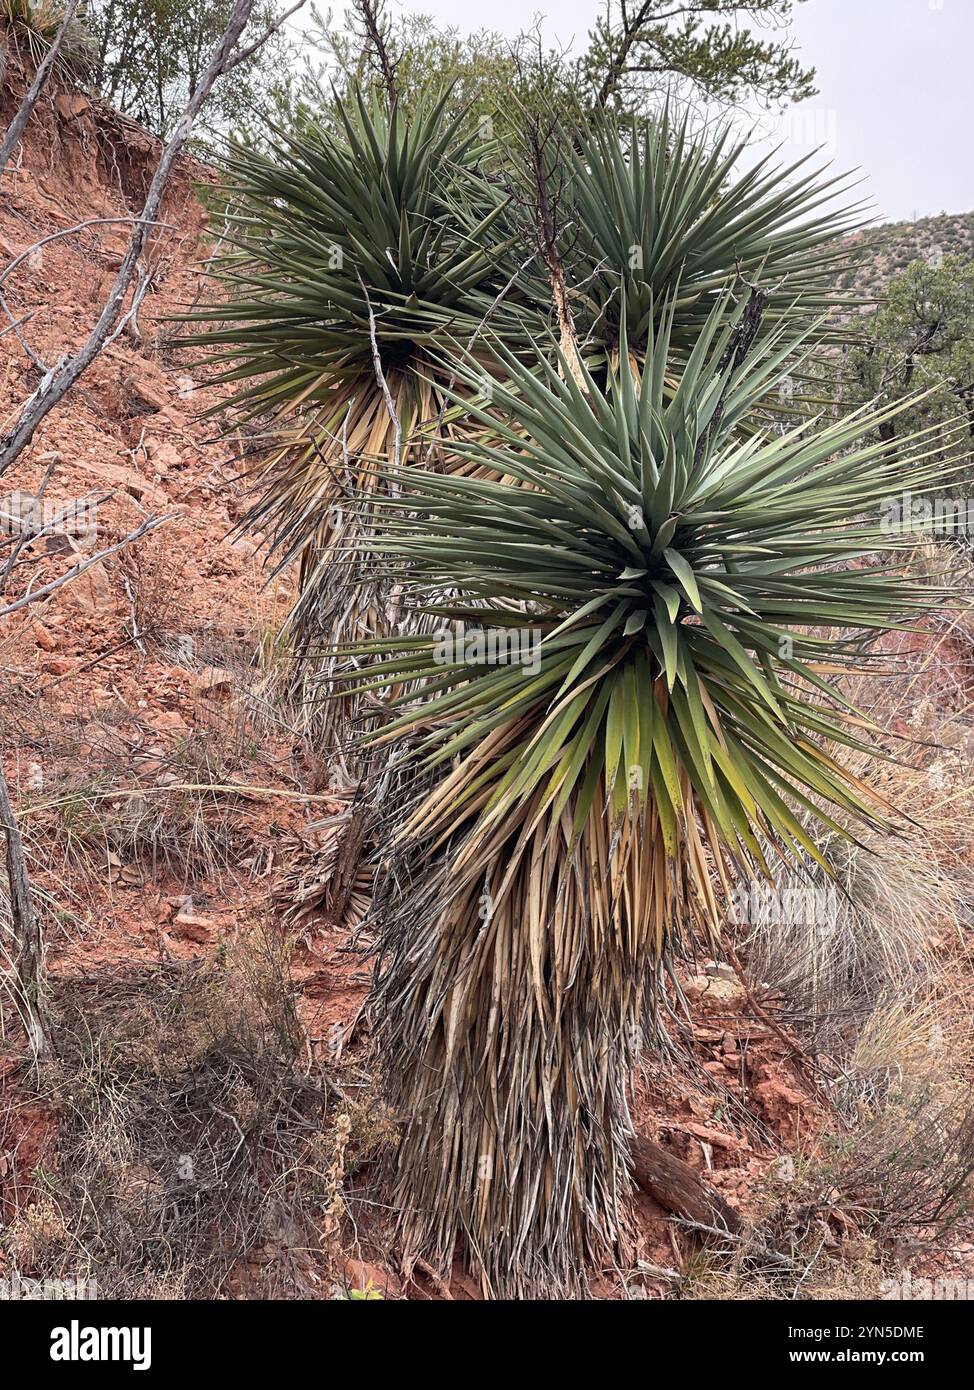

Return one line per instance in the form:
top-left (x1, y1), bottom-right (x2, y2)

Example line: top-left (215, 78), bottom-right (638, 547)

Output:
top-left (189, 92), bottom-right (959, 1289)
top-left (188, 87), bottom-right (542, 706)
top-left (565, 110), bottom-right (867, 372)
top-left (185, 87), bottom-right (550, 931)
top-left (190, 101), bottom-right (862, 727)
top-left (335, 297), bottom-right (964, 1297)
top-left (0, 0), bottom-right (94, 81)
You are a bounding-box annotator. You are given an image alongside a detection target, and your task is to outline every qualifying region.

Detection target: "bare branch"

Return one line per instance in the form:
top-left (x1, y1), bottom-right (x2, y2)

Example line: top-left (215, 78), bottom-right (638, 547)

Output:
top-left (224, 0), bottom-right (307, 72)
top-left (0, 765), bottom-right (53, 1061)
top-left (351, 0), bottom-right (400, 107)
top-left (596, 0), bottom-right (657, 107)
top-left (0, 291), bottom-right (46, 371)
top-left (0, 313), bottom-right (32, 340)
top-left (692, 272), bottom-right (781, 471)
top-left (522, 115), bottom-right (586, 389)
top-left (0, 453), bottom-right (62, 593)
top-left (0, 513), bottom-right (172, 619)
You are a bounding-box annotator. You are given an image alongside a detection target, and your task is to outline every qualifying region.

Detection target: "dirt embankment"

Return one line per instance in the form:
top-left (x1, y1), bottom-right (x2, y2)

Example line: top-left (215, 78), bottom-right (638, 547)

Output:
top-left (0, 88), bottom-right (374, 1295)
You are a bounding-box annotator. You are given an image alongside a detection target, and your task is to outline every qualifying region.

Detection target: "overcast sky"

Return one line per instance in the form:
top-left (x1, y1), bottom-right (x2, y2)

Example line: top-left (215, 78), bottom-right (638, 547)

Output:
top-left (401, 0), bottom-right (972, 223)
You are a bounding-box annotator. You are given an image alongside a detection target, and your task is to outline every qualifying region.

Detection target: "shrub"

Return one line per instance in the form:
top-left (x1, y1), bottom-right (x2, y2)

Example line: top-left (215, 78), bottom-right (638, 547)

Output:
top-left (0, 0), bottom-right (95, 82)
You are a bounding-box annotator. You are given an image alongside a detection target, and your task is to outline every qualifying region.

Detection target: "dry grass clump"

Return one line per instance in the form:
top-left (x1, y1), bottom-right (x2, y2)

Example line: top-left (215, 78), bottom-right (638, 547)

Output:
top-left (0, 0), bottom-right (95, 81)
top-left (844, 981), bottom-right (961, 1112)
top-left (29, 769), bottom-right (243, 882)
top-left (4, 1194), bottom-right (71, 1270)
top-left (822, 1083), bottom-right (974, 1264)
top-left (704, 567), bottom-right (974, 1299)
top-left (117, 533), bottom-right (191, 653)
top-left (1, 928), bottom-right (392, 1298)
top-left (741, 824), bottom-right (950, 1073)
top-left (22, 724), bottom-right (266, 882)
top-left (678, 1222), bottom-right (884, 1302)
top-left (834, 981), bottom-right (974, 1257)
top-left (739, 588), bottom-right (974, 1098)
top-left (673, 1143), bottom-right (883, 1301)
top-left (680, 1094), bottom-right (974, 1300)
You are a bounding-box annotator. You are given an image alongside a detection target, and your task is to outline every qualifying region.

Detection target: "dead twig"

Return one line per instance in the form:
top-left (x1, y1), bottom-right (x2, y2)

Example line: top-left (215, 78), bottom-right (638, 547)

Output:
top-left (350, 0), bottom-right (400, 107)
top-left (0, 764), bottom-right (53, 1061)
top-left (0, 512), bottom-right (172, 619)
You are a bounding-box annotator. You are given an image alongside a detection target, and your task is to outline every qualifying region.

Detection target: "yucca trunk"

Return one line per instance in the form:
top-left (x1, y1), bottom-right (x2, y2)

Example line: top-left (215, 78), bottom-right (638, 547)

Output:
top-left (373, 764), bottom-right (713, 1297)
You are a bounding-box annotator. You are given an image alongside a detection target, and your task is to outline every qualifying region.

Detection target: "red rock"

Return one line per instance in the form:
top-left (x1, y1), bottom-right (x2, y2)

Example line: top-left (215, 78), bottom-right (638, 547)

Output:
top-left (71, 457), bottom-right (168, 508)
top-left (54, 93), bottom-right (90, 120)
top-left (32, 620), bottom-right (58, 651)
top-left (148, 442), bottom-right (182, 476)
top-left (172, 910), bottom-right (216, 943)
top-left (130, 379), bottom-right (170, 412)
top-left (60, 559), bottom-right (114, 616)
top-left (194, 665), bottom-right (236, 696)
top-left (148, 709), bottom-right (190, 733)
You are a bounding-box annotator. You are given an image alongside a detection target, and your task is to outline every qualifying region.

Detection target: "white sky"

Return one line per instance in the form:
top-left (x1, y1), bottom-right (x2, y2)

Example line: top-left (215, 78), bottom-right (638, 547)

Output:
top-left (382, 0), bottom-right (972, 223)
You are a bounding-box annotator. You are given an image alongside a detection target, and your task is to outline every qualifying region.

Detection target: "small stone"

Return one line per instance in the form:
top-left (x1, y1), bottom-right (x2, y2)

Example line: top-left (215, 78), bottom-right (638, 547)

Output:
top-left (32, 620), bottom-right (58, 651)
top-left (706, 962), bottom-right (736, 982)
top-left (172, 909), bottom-right (216, 943)
top-left (194, 665), bottom-right (236, 696)
top-left (128, 378), bottom-right (170, 412)
top-left (41, 656), bottom-right (79, 676)
top-left (770, 1155), bottom-right (796, 1183)
top-left (147, 440), bottom-right (182, 474)
top-left (148, 708), bottom-right (190, 733)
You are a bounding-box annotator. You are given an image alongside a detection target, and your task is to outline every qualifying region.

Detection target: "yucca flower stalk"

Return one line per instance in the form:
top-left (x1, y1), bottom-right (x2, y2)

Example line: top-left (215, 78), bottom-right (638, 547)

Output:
top-left (337, 297), bottom-right (965, 1297)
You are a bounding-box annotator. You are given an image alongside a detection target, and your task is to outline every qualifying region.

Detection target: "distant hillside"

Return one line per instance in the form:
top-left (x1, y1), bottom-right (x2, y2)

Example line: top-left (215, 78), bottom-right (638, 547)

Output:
top-left (839, 210), bottom-right (974, 297)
